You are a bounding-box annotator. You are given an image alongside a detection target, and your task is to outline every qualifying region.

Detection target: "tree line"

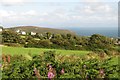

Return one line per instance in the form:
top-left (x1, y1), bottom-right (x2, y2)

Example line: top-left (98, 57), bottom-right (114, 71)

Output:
top-left (2, 30), bottom-right (117, 51)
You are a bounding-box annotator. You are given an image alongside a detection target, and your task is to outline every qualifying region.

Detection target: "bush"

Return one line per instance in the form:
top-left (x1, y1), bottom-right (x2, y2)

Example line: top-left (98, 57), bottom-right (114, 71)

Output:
top-left (4, 43), bottom-right (23, 47)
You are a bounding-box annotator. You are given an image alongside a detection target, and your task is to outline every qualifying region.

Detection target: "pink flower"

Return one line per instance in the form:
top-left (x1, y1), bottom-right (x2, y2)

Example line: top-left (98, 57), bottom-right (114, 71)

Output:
top-left (48, 71), bottom-right (55, 79)
top-left (33, 68), bottom-right (37, 74)
top-left (49, 65), bottom-right (52, 69)
top-left (61, 68), bottom-right (65, 74)
top-left (99, 69), bottom-right (104, 74)
top-left (0, 64), bottom-right (2, 67)
top-left (99, 69), bottom-right (105, 78)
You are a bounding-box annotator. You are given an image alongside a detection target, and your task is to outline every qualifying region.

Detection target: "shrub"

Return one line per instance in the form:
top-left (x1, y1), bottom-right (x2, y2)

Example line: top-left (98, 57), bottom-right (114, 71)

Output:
top-left (4, 43), bottom-right (23, 47)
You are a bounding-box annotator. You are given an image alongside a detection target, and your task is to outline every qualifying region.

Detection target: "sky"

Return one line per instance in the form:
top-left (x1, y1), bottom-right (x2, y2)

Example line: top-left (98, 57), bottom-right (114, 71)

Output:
top-left (0, 0), bottom-right (119, 30)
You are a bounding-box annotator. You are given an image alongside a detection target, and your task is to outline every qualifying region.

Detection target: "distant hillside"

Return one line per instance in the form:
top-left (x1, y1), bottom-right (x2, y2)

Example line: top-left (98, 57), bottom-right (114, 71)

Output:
top-left (5, 26), bottom-right (76, 35)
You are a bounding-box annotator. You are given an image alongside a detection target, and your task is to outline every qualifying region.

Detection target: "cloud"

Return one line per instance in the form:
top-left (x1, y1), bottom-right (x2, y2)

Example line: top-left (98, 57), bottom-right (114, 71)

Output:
top-left (75, 3), bottom-right (114, 15)
top-left (21, 10), bottom-right (37, 16)
top-left (0, 0), bottom-right (117, 28)
top-left (84, 0), bottom-right (99, 2)
top-left (0, 0), bottom-right (28, 6)
top-left (0, 10), bottom-right (17, 18)
top-left (70, 3), bottom-right (117, 24)
top-left (83, 0), bottom-right (118, 2)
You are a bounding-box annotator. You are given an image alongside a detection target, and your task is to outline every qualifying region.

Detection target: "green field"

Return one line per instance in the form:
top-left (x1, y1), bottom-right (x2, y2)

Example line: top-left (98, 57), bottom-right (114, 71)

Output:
top-left (1, 46), bottom-right (118, 66)
top-left (1, 46), bottom-right (90, 56)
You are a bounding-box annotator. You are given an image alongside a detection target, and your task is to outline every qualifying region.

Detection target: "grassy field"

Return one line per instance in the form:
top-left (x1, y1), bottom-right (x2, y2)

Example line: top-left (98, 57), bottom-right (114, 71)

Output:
top-left (1, 46), bottom-right (90, 56)
top-left (1, 46), bottom-right (118, 66)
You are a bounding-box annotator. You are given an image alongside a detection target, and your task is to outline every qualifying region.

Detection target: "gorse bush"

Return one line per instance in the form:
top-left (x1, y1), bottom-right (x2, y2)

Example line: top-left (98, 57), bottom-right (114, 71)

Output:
top-left (1, 51), bottom-right (119, 79)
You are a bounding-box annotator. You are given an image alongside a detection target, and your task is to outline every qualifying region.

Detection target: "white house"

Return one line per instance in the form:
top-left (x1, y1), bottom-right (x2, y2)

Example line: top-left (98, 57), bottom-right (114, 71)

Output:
top-left (16, 30), bottom-right (20, 33)
top-left (40, 34), bottom-right (43, 36)
top-left (49, 35), bottom-right (53, 39)
top-left (31, 32), bottom-right (36, 35)
top-left (21, 31), bottom-right (26, 35)
top-left (0, 29), bottom-right (2, 32)
top-left (0, 26), bottom-right (3, 32)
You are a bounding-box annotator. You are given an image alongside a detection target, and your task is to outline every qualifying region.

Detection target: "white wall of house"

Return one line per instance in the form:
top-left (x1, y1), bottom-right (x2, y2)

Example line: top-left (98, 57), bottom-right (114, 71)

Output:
top-left (16, 30), bottom-right (20, 33)
top-left (49, 35), bottom-right (53, 39)
top-left (21, 31), bottom-right (26, 35)
top-left (0, 29), bottom-right (2, 32)
top-left (31, 32), bottom-right (36, 35)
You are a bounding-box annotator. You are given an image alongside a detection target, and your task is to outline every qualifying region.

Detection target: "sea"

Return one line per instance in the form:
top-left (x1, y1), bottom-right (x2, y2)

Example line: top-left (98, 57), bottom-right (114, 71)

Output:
top-left (66, 27), bottom-right (118, 38)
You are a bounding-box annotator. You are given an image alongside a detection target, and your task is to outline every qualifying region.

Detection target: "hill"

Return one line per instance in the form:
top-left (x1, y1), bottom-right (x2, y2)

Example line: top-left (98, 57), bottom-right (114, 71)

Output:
top-left (5, 26), bottom-right (76, 35)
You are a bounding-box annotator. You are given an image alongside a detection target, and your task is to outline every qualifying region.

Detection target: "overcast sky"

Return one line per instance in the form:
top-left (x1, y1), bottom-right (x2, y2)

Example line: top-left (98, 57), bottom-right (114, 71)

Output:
top-left (0, 0), bottom-right (119, 29)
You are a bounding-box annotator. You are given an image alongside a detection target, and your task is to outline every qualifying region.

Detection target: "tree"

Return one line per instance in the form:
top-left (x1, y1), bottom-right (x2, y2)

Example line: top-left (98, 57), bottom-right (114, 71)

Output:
top-left (2, 30), bottom-right (20, 43)
top-left (54, 34), bottom-right (62, 39)
top-left (46, 32), bottom-right (51, 39)
top-left (88, 34), bottom-right (113, 50)
top-left (67, 34), bottom-right (72, 39)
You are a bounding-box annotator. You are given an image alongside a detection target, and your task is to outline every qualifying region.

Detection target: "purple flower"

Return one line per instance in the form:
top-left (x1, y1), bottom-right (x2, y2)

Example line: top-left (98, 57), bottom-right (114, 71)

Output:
top-left (0, 64), bottom-right (2, 67)
top-left (49, 65), bottom-right (52, 69)
top-left (48, 71), bottom-right (55, 79)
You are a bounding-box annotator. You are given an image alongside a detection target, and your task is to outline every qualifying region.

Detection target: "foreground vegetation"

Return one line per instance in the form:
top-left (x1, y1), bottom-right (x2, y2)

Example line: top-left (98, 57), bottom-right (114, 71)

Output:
top-left (1, 50), bottom-right (119, 79)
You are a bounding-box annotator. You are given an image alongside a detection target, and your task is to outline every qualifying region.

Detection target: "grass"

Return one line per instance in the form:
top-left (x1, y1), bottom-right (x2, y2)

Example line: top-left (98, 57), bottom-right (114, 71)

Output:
top-left (110, 56), bottom-right (118, 65)
top-left (1, 46), bottom-right (90, 56)
top-left (108, 56), bottom-right (119, 78)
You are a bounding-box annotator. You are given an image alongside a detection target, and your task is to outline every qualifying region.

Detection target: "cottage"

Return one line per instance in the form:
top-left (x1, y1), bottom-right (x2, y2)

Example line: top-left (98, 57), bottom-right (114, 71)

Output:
top-left (49, 35), bottom-right (53, 39)
top-left (0, 26), bottom-right (3, 32)
top-left (16, 30), bottom-right (20, 33)
top-left (31, 32), bottom-right (36, 35)
top-left (21, 31), bottom-right (26, 35)
top-left (0, 28), bottom-right (2, 32)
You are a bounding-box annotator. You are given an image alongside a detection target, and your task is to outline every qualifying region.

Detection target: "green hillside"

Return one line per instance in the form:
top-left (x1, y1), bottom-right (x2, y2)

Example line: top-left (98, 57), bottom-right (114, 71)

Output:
top-left (5, 26), bottom-right (76, 35)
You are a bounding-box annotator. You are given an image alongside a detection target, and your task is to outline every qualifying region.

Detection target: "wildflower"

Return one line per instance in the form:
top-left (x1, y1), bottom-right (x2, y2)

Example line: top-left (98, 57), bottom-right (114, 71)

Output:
top-left (49, 65), bottom-right (52, 69)
top-left (48, 71), bottom-right (55, 79)
top-left (60, 68), bottom-right (65, 75)
top-left (99, 68), bottom-right (105, 78)
top-left (34, 67), bottom-right (37, 72)
top-left (48, 68), bottom-right (55, 79)
top-left (0, 64), bottom-right (2, 68)
top-left (99, 69), bottom-right (104, 74)
top-left (34, 67), bottom-right (40, 80)
top-left (2, 55), bottom-right (6, 63)
top-left (7, 55), bottom-right (11, 63)
top-left (47, 64), bottom-right (52, 69)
